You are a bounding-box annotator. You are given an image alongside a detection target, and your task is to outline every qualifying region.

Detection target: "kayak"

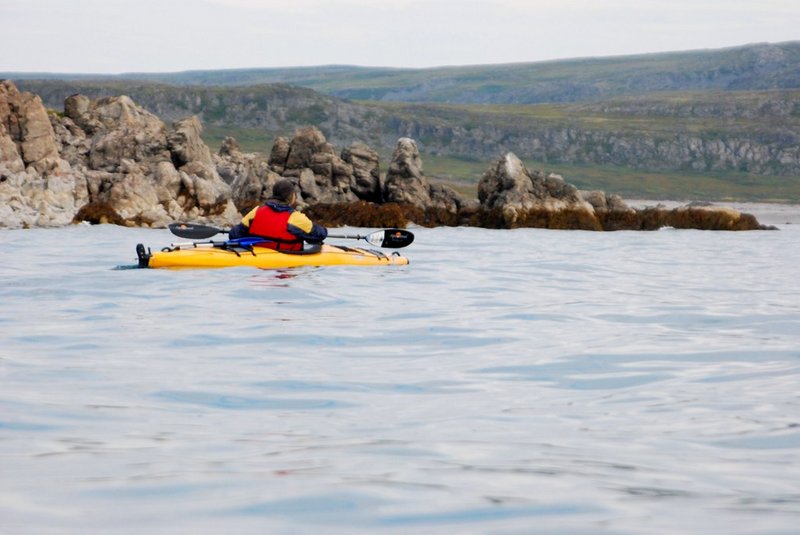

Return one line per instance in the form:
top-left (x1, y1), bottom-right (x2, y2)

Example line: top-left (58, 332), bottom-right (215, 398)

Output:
top-left (136, 242), bottom-right (409, 269)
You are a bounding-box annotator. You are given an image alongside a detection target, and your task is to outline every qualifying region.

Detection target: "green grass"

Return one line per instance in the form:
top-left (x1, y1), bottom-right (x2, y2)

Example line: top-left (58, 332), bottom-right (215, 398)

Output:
top-left (202, 125), bottom-right (283, 154)
top-left (199, 126), bottom-right (800, 202)
top-left (422, 154), bottom-right (800, 203)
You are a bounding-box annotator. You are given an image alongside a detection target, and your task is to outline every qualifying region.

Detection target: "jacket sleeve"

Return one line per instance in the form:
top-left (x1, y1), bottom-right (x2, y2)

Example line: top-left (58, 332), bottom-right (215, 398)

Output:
top-left (240, 206), bottom-right (259, 227)
top-left (228, 206), bottom-right (259, 239)
top-left (287, 211), bottom-right (328, 243)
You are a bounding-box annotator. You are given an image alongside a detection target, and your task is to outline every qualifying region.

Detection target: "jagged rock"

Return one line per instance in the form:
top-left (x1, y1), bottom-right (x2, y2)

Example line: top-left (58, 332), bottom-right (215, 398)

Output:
top-left (73, 95), bottom-right (172, 172)
top-left (214, 138), bottom-right (281, 212)
top-left (49, 114), bottom-right (90, 166)
top-left (342, 142), bottom-right (381, 202)
top-left (0, 80), bottom-right (62, 172)
top-left (478, 152), bottom-right (597, 227)
top-left (72, 95), bottom-right (237, 226)
top-left (1, 82), bottom-right (240, 228)
top-left (0, 121), bottom-right (25, 174)
top-left (168, 116), bottom-right (214, 168)
top-left (268, 136), bottom-right (290, 173)
top-left (285, 126), bottom-right (334, 170)
top-left (0, 81), bottom-right (88, 228)
top-left (384, 138), bottom-right (426, 204)
top-left (383, 137), bottom-right (466, 213)
top-left (269, 127), bottom-right (359, 204)
top-left (218, 136), bottom-right (240, 157)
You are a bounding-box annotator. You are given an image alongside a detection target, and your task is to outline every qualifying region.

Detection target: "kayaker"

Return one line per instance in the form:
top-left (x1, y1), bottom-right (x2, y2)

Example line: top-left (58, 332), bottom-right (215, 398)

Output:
top-left (228, 179), bottom-right (328, 251)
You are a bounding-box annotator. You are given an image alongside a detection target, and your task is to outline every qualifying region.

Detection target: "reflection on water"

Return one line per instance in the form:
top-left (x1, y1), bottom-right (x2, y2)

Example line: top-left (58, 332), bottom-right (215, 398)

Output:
top-left (1, 218), bottom-right (799, 534)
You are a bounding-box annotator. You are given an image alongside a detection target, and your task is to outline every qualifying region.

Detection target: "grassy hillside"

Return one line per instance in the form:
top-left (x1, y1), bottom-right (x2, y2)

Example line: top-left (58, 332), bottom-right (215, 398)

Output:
top-left (420, 155), bottom-right (800, 203)
top-left (197, 132), bottom-right (800, 203)
top-left (6, 42), bottom-right (799, 104)
top-left (8, 40), bottom-right (799, 205)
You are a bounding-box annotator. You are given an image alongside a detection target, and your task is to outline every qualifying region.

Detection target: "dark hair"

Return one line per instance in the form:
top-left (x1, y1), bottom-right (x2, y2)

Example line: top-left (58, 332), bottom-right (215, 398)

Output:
top-left (271, 179), bottom-right (296, 203)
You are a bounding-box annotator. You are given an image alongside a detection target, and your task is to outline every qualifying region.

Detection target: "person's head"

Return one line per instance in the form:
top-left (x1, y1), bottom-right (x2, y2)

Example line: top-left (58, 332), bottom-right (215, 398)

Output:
top-left (271, 179), bottom-right (297, 205)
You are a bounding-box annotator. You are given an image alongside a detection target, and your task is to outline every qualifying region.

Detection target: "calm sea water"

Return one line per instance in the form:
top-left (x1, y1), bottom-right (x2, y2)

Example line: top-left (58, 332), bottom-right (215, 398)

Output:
top-left (1, 204), bottom-right (799, 534)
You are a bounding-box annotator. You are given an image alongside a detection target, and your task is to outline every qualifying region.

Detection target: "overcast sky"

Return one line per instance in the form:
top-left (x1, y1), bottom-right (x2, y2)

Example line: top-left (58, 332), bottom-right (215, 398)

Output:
top-left (1, 0), bottom-right (797, 73)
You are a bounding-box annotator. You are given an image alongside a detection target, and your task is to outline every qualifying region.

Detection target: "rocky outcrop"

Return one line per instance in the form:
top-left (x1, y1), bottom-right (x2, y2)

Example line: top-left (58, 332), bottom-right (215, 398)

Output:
top-left (342, 142), bottom-right (381, 203)
top-left (580, 190), bottom-right (632, 213)
top-left (1, 80), bottom-right (87, 227)
top-left (477, 152), bottom-right (598, 227)
top-left (1, 81), bottom-right (238, 228)
top-left (384, 137), bottom-right (469, 212)
top-left (215, 136), bottom-right (281, 212)
top-left (262, 127), bottom-right (385, 206)
top-left (471, 152), bottom-right (768, 231)
top-left (0, 81), bottom-right (772, 232)
top-left (268, 126), bottom-right (359, 204)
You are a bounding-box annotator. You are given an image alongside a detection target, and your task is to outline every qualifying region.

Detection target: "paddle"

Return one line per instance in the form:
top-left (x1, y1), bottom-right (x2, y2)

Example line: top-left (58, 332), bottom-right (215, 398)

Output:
top-left (330, 229), bottom-right (414, 248)
top-left (168, 222), bottom-right (226, 239)
top-left (167, 223), bottom-right (414, 248)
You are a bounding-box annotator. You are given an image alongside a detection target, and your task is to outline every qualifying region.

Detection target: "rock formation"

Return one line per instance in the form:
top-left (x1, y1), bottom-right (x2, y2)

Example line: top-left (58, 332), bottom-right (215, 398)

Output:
top-left (265, 126), bottom-right (359, 204)
top-left (472, 152), bottom-right (768, 231)
top-left (1, 81), bottom-right (239, 228)
top-left (216, 136), bottom-right (281, 212)
top-left (341, 142), bottom-right (381, 203)
top-left (0, 81), bottom-right (772, 232)
top-left (477, 152), bottom-right (600, 228)
top-left (384, 137), bottom-right (469, 212)
top-left (1, 80), bottom-right (87, 227)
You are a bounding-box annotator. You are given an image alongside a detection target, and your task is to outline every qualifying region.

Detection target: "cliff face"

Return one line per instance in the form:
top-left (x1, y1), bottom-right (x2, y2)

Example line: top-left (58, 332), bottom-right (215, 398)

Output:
top-left (389, 118), bottom-right (800, 176)
top-left (17, 80), bottom-right (800, 177)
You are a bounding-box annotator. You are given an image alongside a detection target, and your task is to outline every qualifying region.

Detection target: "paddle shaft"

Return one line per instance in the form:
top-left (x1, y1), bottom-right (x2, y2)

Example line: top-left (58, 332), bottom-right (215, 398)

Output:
top-left (168, 223), bottom-right (413, 248)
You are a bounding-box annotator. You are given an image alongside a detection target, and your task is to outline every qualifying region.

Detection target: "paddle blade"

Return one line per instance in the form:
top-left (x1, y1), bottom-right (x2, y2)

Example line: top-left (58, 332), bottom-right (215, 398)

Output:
top-left (168, 222), bottom-right (227, 239)
top-left (368, 229), bottom-right (414, 248)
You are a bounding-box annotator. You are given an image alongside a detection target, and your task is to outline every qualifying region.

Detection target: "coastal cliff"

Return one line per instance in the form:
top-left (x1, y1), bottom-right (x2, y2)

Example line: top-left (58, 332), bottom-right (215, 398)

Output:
top-left (15, 80), bottom-right (800, 179)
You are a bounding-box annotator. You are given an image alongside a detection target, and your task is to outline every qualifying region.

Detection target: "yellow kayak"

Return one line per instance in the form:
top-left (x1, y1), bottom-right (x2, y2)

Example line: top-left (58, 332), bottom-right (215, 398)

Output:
top-left (136, 242), bottom-right (409, 269)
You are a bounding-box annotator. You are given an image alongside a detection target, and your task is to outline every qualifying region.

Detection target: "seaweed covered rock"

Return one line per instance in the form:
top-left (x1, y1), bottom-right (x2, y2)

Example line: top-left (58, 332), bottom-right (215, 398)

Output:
top-left (478, 152), bottom-right (598, 228)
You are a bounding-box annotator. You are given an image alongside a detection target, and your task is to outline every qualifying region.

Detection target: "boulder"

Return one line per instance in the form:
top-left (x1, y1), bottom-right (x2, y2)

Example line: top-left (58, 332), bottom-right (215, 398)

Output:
top-left (0, 80), bottom-right (62, 172)
top-left (581, 189), bottom-right (632, 212)
top-left (0, 121), bottom-right (25, 174)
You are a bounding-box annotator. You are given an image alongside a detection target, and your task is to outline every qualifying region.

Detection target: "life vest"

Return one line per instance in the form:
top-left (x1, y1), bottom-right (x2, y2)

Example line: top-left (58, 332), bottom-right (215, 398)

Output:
top-left (247, 205), bottom-right (304, 251)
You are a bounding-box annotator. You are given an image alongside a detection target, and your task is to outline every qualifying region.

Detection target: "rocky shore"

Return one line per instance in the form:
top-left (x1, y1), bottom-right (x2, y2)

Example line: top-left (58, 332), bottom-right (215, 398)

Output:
top-left (1, 81), bottom-right (773, 232)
